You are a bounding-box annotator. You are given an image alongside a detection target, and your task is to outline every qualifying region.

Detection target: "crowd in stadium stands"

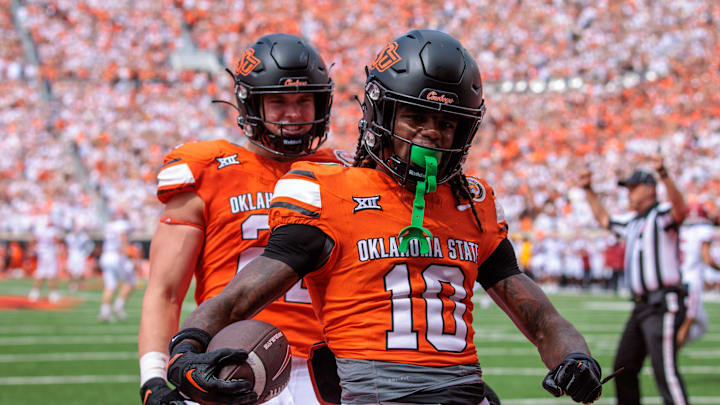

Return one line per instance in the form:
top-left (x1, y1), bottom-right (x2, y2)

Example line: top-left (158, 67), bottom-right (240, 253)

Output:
top-left (1, 1), bottom-right (718, 281)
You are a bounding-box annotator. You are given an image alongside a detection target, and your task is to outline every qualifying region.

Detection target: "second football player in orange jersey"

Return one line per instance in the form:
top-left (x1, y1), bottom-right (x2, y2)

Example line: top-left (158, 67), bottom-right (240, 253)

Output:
top-left (138, 34), bottom-right (350, 405)
top-left (167, 30), bottom-right (603, 405)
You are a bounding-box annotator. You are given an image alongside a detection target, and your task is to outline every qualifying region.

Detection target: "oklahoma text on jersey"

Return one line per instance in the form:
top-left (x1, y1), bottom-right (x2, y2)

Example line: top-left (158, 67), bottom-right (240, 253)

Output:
top-left (357, 236), bottom-right (479, 263)
top-left (156, 139), bottom-right (343, 358)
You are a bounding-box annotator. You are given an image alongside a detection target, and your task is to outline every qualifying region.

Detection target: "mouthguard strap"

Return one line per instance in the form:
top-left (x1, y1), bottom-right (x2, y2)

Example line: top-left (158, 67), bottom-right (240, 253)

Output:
top-left (398, 146), bottom-right (440, 254)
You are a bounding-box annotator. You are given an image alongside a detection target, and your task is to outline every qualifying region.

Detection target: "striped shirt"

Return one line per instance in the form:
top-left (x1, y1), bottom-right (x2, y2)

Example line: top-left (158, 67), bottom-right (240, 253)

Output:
top-left (609, 202), bottom-right (682, 296)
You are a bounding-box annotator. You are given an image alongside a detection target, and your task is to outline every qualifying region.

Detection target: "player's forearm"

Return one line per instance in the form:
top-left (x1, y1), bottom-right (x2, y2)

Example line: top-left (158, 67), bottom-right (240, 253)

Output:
top-left (141, 223), bottom-right (201, 353)
top-left (489, 274), bottom-right (590, 368)
top-left (138, 289), bottom-right (185, 356)
top-left (535, 314), bottom-right (591, 369)
top-left (181, 256), bottom-right (299, 335)
top-left (138, 289), bottom-right (185, 385)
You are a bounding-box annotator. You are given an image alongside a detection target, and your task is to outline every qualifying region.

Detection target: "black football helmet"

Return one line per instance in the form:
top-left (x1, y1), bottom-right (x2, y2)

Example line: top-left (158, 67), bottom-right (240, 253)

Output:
top-left (358, 29), bottom-right (485, 185)
top-left (232, 33), bottom-right (333, 157)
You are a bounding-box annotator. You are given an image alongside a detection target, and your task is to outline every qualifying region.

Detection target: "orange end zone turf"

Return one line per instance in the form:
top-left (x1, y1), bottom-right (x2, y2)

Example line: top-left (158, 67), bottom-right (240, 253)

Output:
top-left (0, 295), bottom-right (83, 311)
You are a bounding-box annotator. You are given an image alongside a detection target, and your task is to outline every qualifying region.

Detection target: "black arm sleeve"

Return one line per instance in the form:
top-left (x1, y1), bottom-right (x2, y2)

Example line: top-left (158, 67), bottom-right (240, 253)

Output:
top-left (261, 224), bottom-right (335, 277)
top-left (477, 238), bottom-right (522, 290)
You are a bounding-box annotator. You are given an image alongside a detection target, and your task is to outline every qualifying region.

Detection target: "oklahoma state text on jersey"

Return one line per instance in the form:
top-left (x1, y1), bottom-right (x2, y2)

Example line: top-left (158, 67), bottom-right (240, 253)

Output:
top-left (156, 139), bottom-right (345, 357)
top-left (268, 162), bottom-right (508, 366)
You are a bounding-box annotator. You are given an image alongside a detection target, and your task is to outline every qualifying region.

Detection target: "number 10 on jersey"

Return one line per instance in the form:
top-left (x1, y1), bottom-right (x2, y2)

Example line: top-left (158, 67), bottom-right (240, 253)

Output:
top-left (385, 263), bottom-right (470, 353)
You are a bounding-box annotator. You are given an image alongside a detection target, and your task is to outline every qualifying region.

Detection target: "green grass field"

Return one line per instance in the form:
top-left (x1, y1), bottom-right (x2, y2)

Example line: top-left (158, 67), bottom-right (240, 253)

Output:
top-left (1, 279), bottom-right (719, 404)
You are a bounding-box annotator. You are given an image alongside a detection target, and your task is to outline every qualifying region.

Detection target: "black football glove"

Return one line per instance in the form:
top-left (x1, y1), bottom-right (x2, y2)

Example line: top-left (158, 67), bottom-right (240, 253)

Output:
top-left (140, 377), bottom-right (185, 405)
top-left (167, 328), bottom-right (257, 405)
top-left (542, 352), bottom-right (602, 404)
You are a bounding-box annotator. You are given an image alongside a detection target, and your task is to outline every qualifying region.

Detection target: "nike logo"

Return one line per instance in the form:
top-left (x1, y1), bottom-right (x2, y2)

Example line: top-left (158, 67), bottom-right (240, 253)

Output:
top-left (186, 369), bottom-right (208, 393)
top-left (143, 389), bottom-right (151, 405)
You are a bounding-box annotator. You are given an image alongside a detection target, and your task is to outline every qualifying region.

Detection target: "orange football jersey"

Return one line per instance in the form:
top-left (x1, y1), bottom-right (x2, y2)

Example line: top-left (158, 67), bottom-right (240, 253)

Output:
top-left (157, 139), bottom-right (347, 357)
top-left (268, 162), bottom-right (508, 366)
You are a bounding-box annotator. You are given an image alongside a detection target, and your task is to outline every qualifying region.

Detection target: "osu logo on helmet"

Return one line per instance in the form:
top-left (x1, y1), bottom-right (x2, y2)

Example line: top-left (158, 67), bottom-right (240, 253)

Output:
top-left (236, 49), bottom-right (261, 76)
top-left (370, 41), bottom-right (402, 73)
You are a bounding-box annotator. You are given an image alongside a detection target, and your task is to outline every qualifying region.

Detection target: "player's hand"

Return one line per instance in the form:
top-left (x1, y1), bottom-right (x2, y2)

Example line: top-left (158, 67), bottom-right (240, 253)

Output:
top-left (577, 169), bottom-right (592, 190)
top-left (649, 153), bottom-right (665, 171)
top-left (140, 377), bottom-right (185, 405)
top-left (167, 340), bottom-right (257, 405)
top-left (649, 154), bottom-right (666, 174)
top-left (542, 353), bottom-right (602, 404)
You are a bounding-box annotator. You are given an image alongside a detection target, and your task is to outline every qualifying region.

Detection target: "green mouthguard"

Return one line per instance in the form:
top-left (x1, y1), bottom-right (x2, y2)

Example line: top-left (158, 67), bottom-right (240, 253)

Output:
top-left (398, 146), bottom-right (440, 254)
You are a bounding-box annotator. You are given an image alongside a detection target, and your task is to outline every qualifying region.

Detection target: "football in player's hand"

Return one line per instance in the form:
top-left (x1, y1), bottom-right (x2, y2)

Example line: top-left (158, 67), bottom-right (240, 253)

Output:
top-left (205, 320), bottom-right (292, 404)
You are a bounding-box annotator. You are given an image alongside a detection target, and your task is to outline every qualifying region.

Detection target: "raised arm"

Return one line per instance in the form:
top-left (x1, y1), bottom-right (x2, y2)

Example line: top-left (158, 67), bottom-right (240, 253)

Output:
top-left (652, 156), bottom-right (686, 224)
top-left (579, 169), bottom-right (610, 229)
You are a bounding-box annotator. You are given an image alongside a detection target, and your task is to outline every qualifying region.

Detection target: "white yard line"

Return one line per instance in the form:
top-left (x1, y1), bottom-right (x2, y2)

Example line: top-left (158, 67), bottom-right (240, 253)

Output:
top-left (0, 325), bottom-right (140, 334)
top-left (2, 372), bottom-right (719, 405)
top-left (0, 352), bottom-right (137, 362)
top-left (0, 375), bottom-right (138, 385)
top-left (475, 347), bottom-right (720, 358)
top-left (502, 397), bottom-right (720, 405)
top-left (0, 365), bottom-right (717, 386)
top-left (0, 335), bottom-right (137, 345)
top-left (483, 365), bottom-right (720, 376)
top-left (1, 348), bottom-right (718, 363)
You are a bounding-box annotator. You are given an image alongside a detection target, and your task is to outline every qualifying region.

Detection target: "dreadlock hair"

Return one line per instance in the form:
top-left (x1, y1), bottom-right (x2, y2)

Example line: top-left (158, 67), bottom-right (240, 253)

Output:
top-left (352, 131), bottom-right (376, 169)
top-left (354, 131), bottom-right (484, 233)
top-left (450, 173), bottom-right (484, 233)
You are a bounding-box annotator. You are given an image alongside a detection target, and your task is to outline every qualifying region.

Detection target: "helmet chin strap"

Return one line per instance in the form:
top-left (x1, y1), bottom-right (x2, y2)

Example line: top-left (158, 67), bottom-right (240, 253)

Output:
top-left (398, 146), bottom-right (440, 255)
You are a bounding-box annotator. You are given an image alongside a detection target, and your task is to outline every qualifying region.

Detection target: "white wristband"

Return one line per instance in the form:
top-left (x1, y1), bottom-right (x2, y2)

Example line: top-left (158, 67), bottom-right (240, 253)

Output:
top-left (140, 351), bottom-right (169, 386)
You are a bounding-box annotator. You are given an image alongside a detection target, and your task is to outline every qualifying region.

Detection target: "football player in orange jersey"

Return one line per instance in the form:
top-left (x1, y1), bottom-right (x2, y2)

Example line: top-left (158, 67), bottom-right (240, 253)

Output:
top-left (138, 33), bottom-right (351, 405)
top-left (165, 30), bottom-right (603, 405)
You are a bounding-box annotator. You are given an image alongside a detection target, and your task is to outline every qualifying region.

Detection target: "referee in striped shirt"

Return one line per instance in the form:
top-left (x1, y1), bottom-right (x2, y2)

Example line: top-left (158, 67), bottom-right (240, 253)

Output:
top-left (580, 156), bottom-right (688, 405)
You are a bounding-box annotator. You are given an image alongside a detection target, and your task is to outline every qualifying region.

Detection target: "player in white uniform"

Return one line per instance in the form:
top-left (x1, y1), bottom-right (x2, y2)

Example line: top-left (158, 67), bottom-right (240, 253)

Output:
top-left (544, 233), bottom-right (565, 288)
top-left (677, 204), bottom-right (720, 345)
top-left (28, 217), bottom-right (61, 303)
top-left (98, 210), bottom-right (135, 322)
top-left (65, 223), bottom-right (94, 292)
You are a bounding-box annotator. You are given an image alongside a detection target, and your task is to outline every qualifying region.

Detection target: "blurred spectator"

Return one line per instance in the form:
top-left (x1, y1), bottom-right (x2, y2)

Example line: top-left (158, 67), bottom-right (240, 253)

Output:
top-left (27, 216), bottom-right (61, 303)
top-left (65, 220), bottom-right (94, 291)
top-left (0, 1), bottom-right (717, 277)
top-left (98, 209), bottom-right (135, 322)
top-left (604, 235), bottom-right (626, 294)
top-left (0, 241), bottom-right (7, 276)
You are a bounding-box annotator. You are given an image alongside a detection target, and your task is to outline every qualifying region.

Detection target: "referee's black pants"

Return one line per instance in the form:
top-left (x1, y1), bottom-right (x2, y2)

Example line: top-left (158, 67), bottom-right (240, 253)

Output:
top-left (614, 290), bottom-right (689, 405)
